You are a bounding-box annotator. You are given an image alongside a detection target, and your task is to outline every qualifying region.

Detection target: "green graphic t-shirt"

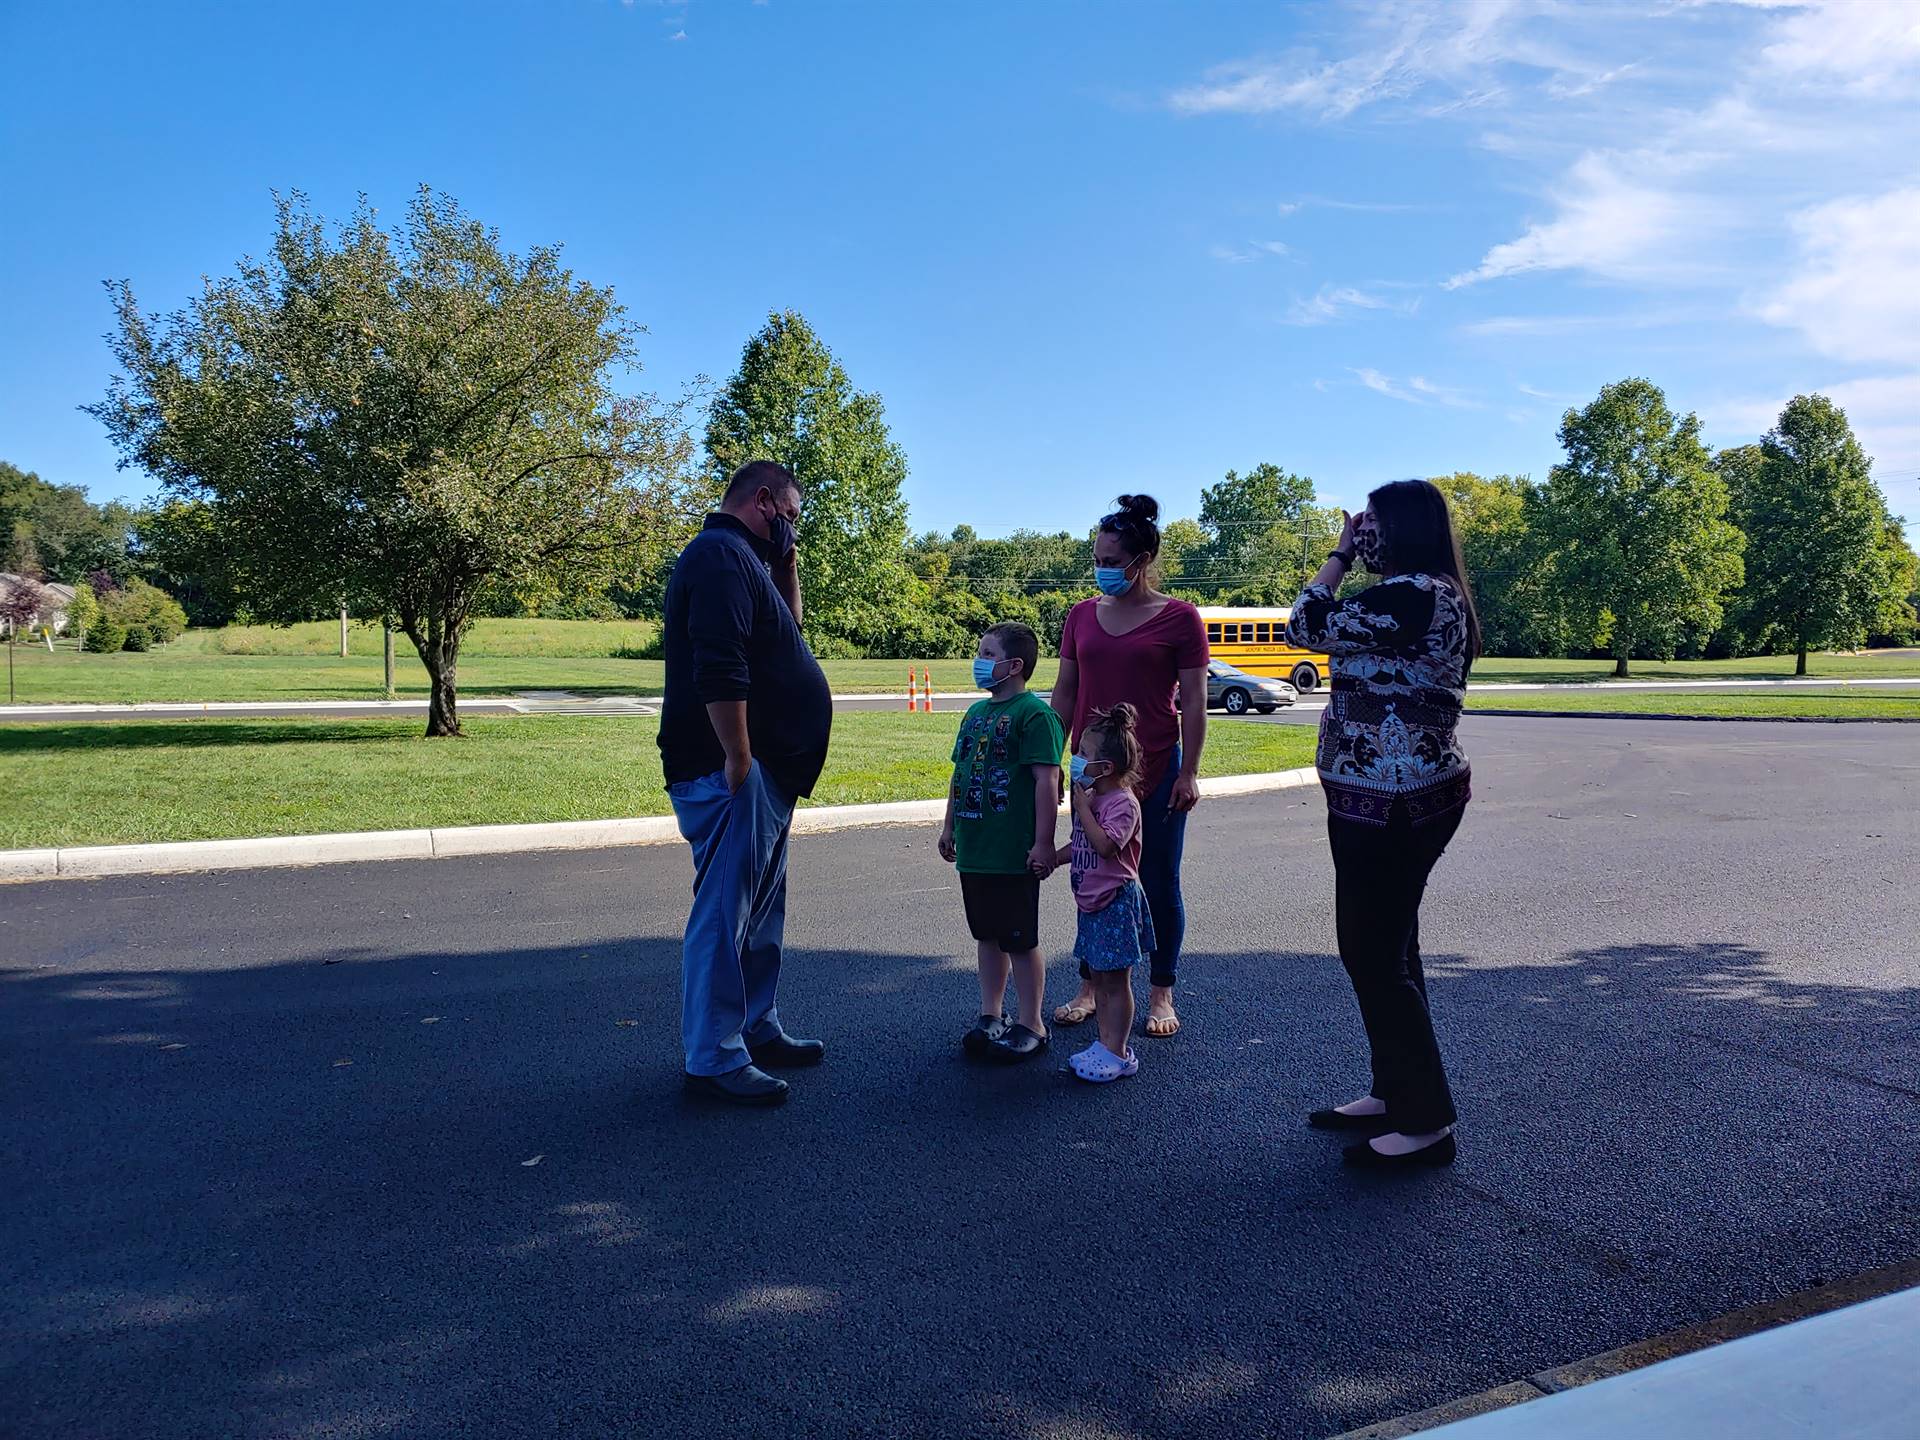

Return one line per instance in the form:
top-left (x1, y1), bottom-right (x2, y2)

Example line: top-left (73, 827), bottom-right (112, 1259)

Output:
top-left (950, 689), bottom-right (1067, 874)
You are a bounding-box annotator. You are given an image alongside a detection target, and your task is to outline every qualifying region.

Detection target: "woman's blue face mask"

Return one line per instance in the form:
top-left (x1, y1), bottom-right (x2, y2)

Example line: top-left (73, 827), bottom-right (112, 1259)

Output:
top-left (1094, 559), bottom-right (1137, 596)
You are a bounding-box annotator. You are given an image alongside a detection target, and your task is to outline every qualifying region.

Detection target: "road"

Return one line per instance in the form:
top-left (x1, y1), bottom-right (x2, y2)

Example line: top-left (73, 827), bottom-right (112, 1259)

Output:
top-left (5, 673), bottom-right (1919, 723)
top-left (2, 717), bottom-right (1917, 1439)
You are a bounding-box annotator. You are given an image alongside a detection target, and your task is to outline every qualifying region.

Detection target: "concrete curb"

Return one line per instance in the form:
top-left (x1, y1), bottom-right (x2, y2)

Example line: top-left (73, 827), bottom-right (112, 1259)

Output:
top-left (0, 766), bottom-right (1321, 884)
top-left (1470, 707), bottom-right (1920, 724)
top-left (1329, 1256), bottom-right (1920, 1439)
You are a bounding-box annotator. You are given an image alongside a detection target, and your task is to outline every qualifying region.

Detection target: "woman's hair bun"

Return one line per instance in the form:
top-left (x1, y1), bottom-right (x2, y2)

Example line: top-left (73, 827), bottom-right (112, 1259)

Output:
top-left (1115, 494), bottom-right (1159, 523)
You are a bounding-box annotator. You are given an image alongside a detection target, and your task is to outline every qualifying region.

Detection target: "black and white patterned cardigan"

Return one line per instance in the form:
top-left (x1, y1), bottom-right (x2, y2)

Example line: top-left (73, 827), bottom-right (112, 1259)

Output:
top-left (1287, 574), bottom-right (1473, 826)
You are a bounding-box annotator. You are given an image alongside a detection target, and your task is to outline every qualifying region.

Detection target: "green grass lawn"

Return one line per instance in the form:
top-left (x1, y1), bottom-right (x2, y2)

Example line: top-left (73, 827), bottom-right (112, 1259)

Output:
top-left (7, 615), bottom-right (1916, 707)
top-left (0, 711), bottom-right (1317, 849)
top-left (2, 634), bottom-right (1060, 705)
top-left (1468, 688), bottom-right (1920, 719)
top-left (1467, 652), bottom-right (1920, 685)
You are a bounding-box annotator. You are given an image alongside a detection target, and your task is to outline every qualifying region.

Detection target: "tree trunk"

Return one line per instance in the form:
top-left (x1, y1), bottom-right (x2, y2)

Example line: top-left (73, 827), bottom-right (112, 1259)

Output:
top-left (1614, 653), bottom-right (1629, 678)
top-left (402, 622), bottom-right (462, 737)
top-left (424, 648), bottom-right (460, 736)
top-left (1796, 644), bottom-right (1808, 677)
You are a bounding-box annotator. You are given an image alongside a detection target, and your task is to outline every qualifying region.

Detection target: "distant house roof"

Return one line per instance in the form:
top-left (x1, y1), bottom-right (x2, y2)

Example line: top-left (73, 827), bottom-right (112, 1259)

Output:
top-left (0, 573), bottom-right (74, 619)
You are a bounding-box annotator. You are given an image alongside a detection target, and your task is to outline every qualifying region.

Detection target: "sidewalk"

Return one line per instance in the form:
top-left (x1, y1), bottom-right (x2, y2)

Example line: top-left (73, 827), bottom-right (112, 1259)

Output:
top-left (1407, 1283), bottom-right (1919, 1440)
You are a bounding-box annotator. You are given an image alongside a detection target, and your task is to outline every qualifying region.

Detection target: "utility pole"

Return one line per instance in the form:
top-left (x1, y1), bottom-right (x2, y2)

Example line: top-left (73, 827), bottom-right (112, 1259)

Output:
top-left (383, 627), bottom-right (395, 698)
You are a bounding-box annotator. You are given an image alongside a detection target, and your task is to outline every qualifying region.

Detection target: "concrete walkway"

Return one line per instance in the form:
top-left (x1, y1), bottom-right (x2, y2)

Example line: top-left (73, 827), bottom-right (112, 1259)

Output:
top-left (1415, 1284), bottom-right (1920, 1439)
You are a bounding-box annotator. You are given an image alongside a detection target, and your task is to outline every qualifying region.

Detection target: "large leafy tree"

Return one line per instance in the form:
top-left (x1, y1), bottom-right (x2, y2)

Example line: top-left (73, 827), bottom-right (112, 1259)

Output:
top-left (1737, 394), bottom-right (1902, 674)
top-left (703, 311), bottom-right (910, 651)
top-left (0, 461), bottom-right (135, 583)
top-left (1186, 462), bottom-right (1336, 602)
top-left (1537, 379), bottom-right (1743, 676)
top-left (1428, 471), bottom-right (1564, 657)
top-left (89, 189), bottom-right (696, 734)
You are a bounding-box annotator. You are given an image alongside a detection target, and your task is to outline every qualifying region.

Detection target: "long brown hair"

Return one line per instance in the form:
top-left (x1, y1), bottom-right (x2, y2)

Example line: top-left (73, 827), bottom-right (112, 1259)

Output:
top-left (1368, 478), bottom-right (1482, 663)
top-left (1083, 702), bottom-right (1142, 788)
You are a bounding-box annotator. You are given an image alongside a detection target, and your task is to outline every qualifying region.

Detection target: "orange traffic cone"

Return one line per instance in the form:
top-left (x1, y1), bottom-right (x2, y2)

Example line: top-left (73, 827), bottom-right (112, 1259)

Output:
top-left (906, 667), bottom-right (916, 712)
top-left (920, 667), bottom-right (932, 713)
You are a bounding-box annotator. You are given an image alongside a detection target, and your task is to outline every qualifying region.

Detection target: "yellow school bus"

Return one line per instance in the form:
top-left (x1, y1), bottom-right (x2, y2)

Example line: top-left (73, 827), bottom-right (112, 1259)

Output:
top-left (1199, 606), bottom-right (1330, 693)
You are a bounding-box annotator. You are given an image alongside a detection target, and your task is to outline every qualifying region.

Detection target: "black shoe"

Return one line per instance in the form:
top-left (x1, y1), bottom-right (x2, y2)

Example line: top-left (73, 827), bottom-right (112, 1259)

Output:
top-left (747, 1032), bottom-right (825, 1069)
top-left (1343, 1133), bottom-right (1456, 1170)
top-left (1309, 1105), bottom-right (1393, 1133)
top-left (986, 1024), bottom-right (1049, 1063)
top-left (684, 1065), bottom-right (791, 1107)
top-left (963, 1013), bottom-right (1009, 1058)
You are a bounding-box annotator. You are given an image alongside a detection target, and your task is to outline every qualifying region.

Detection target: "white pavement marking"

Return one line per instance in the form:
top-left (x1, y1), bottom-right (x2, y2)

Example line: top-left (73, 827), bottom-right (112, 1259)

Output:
top-left (0, 768), bottom-right (1320, 883)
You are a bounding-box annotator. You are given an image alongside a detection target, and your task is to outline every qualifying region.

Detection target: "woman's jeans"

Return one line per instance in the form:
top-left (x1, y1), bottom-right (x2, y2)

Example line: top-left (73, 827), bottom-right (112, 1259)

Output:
top-left (1079, 747), bottom-right (1188, 990)
top-left (1328, 804), bottom-right (1464, 1134)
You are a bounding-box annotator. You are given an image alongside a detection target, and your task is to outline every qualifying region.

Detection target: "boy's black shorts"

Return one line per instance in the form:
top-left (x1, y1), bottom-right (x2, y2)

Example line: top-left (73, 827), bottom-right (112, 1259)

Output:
top-left (960, 872), bottom-right (1043, 954)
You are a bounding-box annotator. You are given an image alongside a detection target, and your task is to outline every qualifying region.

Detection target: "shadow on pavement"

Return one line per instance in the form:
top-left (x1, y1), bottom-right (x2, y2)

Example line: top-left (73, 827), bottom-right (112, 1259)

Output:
top-left (2, 928), bottom-right (1917, 1440)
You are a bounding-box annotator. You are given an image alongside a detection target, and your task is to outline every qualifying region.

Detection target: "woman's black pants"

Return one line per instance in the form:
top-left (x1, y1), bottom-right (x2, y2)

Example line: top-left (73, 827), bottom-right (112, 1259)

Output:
top-left (1328, 805), bottom-right (1464, 1134)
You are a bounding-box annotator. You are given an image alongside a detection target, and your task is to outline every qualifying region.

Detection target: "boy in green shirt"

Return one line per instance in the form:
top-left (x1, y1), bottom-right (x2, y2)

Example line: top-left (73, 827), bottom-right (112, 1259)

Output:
top-left (938, 621), bottom-right (1065, 1063)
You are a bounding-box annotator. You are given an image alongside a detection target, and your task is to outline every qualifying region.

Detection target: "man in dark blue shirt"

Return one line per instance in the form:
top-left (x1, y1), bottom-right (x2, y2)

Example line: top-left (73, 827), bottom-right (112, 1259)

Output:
top-left (660, 460), bottom-right (833, 1107)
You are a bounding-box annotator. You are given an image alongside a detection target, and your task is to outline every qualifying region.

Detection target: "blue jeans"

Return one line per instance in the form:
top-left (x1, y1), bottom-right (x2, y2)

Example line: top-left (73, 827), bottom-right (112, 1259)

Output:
top-left (668, 763), bottom-right (795, 1076)
top-left (1079, 747), bottom-right (1188, 989)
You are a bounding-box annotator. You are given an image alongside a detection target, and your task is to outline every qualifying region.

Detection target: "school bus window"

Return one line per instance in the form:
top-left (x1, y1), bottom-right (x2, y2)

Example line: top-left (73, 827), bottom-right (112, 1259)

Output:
top-left (1255, 623), bottom-right (1271, 643)
top-left (1206, 625), bottom-right (1221, 642)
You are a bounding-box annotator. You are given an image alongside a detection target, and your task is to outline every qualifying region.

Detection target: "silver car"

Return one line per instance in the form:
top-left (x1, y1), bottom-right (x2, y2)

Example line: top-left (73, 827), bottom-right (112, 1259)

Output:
top-left (1206, 661), bottom-right (1297, 715)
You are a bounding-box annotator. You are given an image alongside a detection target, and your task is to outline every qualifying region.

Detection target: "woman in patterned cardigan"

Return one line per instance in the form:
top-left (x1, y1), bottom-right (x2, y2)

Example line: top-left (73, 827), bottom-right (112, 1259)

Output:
top-left (1287, 479), bottom-right (1481, 1171)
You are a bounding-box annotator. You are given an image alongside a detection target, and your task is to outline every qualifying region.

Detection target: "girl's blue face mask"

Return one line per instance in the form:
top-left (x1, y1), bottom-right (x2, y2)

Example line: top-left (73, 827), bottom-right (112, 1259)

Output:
top-left (1070, 755), bottom-right (1111, 787)
top-left (972, 657), bottom-right (1008, 689)
top-left (1094, 562), bottom-right (1135, 596)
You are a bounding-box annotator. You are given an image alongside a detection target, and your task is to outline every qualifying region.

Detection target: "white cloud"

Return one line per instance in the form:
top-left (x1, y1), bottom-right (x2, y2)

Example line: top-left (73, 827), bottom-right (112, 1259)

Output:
top-left (1284, 284), bottom-right (1407, 325)
top-left (1349, 368), bottom-right (1476, 407)
top-left (1169, 0), bottom-right (1633, 121)
top-left (1756, 187), bottom-right (1920, 367)
top-left (1210, 239), bottom-right (1292, 263)
top-left (1760, 0), bottom-right (1920, 93)
top-left (1444, 151), bottom-right (1715, 288)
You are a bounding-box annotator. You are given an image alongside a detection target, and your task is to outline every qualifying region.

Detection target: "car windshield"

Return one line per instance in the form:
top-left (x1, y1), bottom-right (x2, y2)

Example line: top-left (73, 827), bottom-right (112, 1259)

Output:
top-left (1209, 662), bottom-right (1233, 676)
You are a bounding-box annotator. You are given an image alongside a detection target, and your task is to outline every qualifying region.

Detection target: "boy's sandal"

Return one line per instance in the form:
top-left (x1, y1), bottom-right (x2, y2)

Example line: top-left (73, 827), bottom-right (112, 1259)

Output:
top-left (1144, 1008), bottom-right (1181, 1038)
top-left (1052, 999), bottom-right (1096, 1026)
top-left (1070, 1041), bottom-right (1139, 1083)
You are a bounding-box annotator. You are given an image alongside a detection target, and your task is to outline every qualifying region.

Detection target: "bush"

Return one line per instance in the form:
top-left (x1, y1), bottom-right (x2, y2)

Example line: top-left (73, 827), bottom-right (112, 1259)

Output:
top-left (99, 577), bottom-right (188, 646)
top-left (84, 616), bottom-right (127, 653)
top-left (122, 624), bottom-right (152, 651)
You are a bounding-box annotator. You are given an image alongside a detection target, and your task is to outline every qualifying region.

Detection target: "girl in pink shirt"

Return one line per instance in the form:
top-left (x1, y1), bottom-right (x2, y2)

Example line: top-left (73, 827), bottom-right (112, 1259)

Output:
top-left (1055, 704), bottom-right (1156, 1082)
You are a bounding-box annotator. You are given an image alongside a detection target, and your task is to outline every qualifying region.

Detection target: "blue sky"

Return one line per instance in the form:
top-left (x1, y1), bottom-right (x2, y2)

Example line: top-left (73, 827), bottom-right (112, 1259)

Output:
top-left (3, 0), bottom-right (1917, 533)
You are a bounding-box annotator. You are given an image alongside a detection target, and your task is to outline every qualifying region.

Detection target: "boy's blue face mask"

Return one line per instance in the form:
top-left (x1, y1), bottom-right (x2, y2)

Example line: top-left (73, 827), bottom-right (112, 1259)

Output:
top-left (972, 657), bottom-right (1009, 689)
top-left (1094, 563), bottom-right (1135, 596)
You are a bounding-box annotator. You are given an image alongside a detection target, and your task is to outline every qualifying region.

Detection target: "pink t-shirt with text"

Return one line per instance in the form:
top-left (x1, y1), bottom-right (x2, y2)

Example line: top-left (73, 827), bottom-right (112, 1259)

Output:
top-left (1058, 598), bottom-right (1209, 798)
top-left (1069, 787), bottom-right (1142, 914)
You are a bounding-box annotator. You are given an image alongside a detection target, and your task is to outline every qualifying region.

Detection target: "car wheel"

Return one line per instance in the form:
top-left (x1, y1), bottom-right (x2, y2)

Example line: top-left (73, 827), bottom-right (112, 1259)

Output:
top-left (1290, 663), bottom-right (1319, 693)
top-left (1256, 705), bottom-right (1276, 714)
top-left (1223, 687), bottom-right (1250, 715)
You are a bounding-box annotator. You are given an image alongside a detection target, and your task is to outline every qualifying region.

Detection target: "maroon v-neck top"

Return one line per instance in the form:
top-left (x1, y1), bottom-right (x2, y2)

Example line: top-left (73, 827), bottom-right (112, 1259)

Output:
top-left (1058, 597), bottom-right (1209, 797)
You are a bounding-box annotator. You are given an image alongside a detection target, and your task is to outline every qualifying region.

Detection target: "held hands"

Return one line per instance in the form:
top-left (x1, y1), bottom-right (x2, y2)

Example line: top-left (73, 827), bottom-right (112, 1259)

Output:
top-left (1026, 840), bottom-right (1055, 878)
top-left (938, 827), bottom-right (957, 864)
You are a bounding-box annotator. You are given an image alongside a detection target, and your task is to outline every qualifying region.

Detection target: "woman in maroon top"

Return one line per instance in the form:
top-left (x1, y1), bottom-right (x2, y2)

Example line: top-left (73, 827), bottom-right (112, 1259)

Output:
top-left (1048, 495), bottom-right (1209, 1038)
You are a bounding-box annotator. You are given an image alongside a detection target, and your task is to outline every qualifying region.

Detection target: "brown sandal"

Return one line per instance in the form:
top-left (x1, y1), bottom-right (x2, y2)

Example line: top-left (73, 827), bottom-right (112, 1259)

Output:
top-left (1144, 996), bottom-right (1181, 1038)
top-left (1052, 998), bottom-right (1096, 1026)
